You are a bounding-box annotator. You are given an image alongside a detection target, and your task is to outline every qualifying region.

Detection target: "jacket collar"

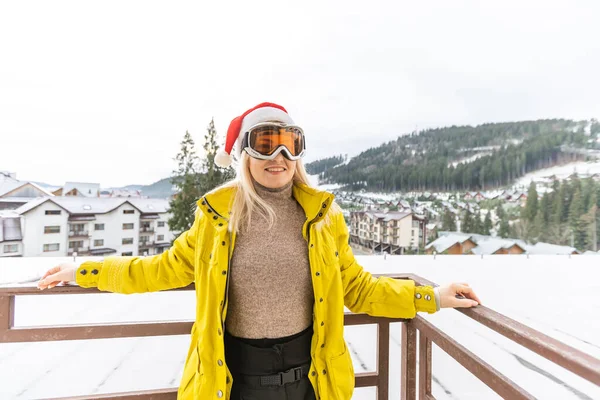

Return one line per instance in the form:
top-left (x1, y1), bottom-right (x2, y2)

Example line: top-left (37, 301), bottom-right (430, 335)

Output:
top-left (197, 182), bottom-right (335, 232)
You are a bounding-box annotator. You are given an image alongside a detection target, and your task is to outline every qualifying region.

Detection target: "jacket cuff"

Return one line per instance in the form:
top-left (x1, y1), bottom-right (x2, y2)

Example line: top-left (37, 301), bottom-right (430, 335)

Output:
top-left (414, 285), bottom-right (437, 314)
top-left (75, 261), bottom-right (102, 288)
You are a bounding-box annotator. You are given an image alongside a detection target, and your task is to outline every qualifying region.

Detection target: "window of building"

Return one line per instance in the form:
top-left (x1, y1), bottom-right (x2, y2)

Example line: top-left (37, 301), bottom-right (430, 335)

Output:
top-left (43, 243), bottom-right (60, 252)
top-left (95, 223), bottom-right (105, 231)
top-left (123, 223), bottom-right (134, 230)
top-left (412, 220), bottom-right (420, 228)
top-left (4, 244), bottom-right (18, 253)
top-left (94, 239), bottom-right (104, 247)
top-left (44, 226), bottom-right (60, 234)
top-left (157, 221), bottom-right (165, 228)
top-left (157, 234), bottom-right (164, 241)
top-left (45, 210), bottom-right (61, 215)
top-left (69, 240), bottom-right (84, 249)
top-left (122, 238), bottom-right (134, 245)
top-left (122, 252), bottom-right (133, 256)
top-left (123, 210), bottom-right (134, 214)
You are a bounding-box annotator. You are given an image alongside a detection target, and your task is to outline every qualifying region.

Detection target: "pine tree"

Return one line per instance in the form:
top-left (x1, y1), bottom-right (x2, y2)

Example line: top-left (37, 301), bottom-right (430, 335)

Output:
top-left (498, 217), bottom-right (511, 239)
top-left (442, 210), bottom-right (456, 231)
top-left (552, 183), bottom-right (565, 225)
top-left (496, 203), bottom-right (505, 221)
top-left (473, 210), bottom-right (483, 234)
top-left (483, 211), bottom-right (493, 235)
top-left (523, 181), bottom-right (538, 222)
top-left (531, 211), bottom-right (544, 243)
top-left (462, 210), bottom-right (474, 233)
top-left (581, 190), bottom-right (598, 251)
top-left (168, 131), bottom-right (202, 238)
top-left (569, 189), bottom-right (583, 229)
top-left (568, 189), bottom-right (586, 250)
top-left (539, 193), bottom-right (550, 226)
top-left (198, 118), bottom-right (235, 195)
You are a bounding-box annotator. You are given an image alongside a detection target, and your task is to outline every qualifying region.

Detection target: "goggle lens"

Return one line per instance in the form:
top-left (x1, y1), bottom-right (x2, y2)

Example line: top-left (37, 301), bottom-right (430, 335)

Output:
top-left (248, 125), bottom-right (304, 157)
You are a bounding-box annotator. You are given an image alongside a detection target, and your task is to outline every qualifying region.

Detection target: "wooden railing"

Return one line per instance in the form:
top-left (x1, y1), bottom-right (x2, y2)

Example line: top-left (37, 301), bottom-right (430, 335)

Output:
top-left (1, 274), bottom-right (599, 399)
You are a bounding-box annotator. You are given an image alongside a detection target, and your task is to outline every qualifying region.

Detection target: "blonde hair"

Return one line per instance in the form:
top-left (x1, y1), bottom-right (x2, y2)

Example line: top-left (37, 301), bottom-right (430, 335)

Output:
top-left (207, 151), bottom-right (341, 234)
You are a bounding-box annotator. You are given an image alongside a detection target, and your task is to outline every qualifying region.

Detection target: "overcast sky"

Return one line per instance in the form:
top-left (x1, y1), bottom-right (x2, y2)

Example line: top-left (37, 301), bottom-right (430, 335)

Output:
top-left (1, 1), bottom-right (599, 188)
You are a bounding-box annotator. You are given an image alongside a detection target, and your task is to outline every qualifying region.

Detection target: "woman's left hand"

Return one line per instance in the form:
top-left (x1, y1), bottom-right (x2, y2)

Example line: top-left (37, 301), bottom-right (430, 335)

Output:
top-left (438, 283), bottom-right (481, 308)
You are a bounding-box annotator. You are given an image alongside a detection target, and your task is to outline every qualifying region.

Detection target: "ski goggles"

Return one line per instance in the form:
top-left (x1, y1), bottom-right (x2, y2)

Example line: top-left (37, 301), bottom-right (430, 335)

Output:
top-left (241, 122), bottom-right (306, 161)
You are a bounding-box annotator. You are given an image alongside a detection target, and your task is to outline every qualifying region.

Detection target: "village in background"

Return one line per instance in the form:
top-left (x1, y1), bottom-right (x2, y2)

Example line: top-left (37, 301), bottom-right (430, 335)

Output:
top-left (2, 119), bottom-right (600, 259)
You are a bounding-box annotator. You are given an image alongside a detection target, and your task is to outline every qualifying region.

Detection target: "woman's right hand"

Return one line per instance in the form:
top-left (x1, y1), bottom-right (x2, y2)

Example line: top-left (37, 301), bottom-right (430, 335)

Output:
top-left (37, 262), bottom-right (78, 290)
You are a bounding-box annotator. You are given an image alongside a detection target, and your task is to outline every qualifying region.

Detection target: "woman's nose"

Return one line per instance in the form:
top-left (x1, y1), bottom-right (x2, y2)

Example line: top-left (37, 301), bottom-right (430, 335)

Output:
top-left (274, 152), bottom-right (285, 162)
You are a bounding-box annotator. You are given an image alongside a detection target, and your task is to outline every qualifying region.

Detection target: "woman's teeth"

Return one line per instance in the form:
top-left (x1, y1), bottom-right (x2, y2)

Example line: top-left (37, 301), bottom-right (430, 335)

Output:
top-left (266, 168), bottom-right (285, 172)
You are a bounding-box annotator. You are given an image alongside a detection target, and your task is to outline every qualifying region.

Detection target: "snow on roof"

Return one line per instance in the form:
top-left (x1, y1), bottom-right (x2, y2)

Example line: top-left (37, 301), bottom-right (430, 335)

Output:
top-left (526, 242), bottom-right (579, 255)
top-left (426, 233), bottom-right (474, 253)
top-left (469, 238), bottom-right (524, 255)
top-left (62, 182), bottom-right (101, 197)
top-left (0, 181), bottom-right (55, 198)
top-left (127, 198), bottom-right (171, 214)
top-left (583, 250), bottom-right (600, 255)
top-left (0, 181), bottom-right (22, 197)
top-left (15, 197), bottom-right (171, 215)
top-left (15, 197), bottom-right (50, 214)
top-left (365, 211), bottom-right (411, 222)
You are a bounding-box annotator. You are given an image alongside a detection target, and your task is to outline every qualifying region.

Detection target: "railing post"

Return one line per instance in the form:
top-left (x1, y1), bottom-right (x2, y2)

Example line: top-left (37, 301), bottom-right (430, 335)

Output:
top-left (401, 322), bottom-right (417, 400)
top-left (419, 332), bottom-right (432, 399)
top-left (0, 295), bottom-right (15, 341)
top-left (377, 320), bottom-right (390, 400)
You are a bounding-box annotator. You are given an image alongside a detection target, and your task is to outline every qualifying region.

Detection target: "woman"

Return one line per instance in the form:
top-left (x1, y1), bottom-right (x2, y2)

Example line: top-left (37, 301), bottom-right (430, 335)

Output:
top-left (37, 102), bottom-right (481, 400)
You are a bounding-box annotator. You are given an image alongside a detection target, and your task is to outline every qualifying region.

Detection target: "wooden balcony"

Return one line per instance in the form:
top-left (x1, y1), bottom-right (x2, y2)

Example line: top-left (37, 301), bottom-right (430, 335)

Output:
top-left (1, 273), bottom-right (598, 399)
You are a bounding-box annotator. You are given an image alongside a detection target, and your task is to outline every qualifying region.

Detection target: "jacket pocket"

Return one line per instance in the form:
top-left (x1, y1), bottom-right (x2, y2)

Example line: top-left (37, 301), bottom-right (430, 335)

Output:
top-left (328, 344), bottom-right (355, 400)
top-left (179, 345), bottom-right (202, 398)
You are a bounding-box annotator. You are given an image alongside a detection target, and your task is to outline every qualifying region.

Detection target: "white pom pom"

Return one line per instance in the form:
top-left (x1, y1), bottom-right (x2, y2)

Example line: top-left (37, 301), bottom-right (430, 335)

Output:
top-left (215, 149), bottom-right (233, 168)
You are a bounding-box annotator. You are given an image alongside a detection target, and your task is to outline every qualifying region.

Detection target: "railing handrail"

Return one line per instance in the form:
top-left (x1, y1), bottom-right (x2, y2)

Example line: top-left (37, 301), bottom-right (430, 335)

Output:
top-left (1, 274), bottom-right (599, 399)
top-left (374, 273), bottom-right (600, 387)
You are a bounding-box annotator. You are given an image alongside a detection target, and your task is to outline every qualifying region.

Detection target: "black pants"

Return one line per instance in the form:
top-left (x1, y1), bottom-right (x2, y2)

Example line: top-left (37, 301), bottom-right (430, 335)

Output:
top-left (224, 325), bottom-right (317, 400)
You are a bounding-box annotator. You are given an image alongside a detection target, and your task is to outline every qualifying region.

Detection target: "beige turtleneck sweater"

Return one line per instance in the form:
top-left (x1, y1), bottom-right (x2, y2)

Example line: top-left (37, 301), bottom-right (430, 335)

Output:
top-left (225, 180), bottom-right (314, 339)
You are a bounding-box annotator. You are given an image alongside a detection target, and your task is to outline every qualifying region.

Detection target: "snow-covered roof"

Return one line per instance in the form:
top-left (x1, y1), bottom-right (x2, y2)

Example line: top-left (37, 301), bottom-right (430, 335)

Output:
top-left (0, 181), bottom-right (55, 198)
top-left (0, 181), bottom-right (22, 197)
top-left (526, 242), bottom-right (579, 255)
top-left (426, 233), bottom-right (475, 253)
top-left (15, 197), bottom-right (171, 216)
top-left (62, 182), bottom-right (101, 197)
top-left (431, 231), bottom-right (580, 255)
top-left (469, 238), bottom-right (525, 255)
top-left (365, 211), bottom-right (412, 222)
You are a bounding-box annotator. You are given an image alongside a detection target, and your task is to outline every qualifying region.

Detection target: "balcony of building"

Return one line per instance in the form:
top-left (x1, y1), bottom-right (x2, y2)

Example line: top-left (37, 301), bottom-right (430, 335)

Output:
top-left (68, 230), bottom-right (90, 238)
top-left (67, 247), bottom-right (90, 256)
top-left (138, 241), bottom-right (155, 250)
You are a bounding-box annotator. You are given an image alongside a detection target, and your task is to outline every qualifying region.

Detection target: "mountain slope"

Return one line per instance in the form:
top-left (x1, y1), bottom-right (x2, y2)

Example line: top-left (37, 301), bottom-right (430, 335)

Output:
top-left (310, 119), bottom-right (599, 192)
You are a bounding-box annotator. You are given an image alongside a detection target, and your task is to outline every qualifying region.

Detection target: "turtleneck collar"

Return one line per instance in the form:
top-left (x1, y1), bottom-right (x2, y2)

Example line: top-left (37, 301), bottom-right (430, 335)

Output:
top-left (252, 177), bottom-right (294, 202)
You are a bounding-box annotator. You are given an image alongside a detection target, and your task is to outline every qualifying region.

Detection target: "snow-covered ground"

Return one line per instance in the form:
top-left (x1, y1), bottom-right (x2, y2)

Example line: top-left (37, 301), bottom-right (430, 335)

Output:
top-left (450, 152), bottom-right (493, 167)
top-left (515, 161), bottom-right (600, 188)
top-left (0, 255), bottom-right (599, 400)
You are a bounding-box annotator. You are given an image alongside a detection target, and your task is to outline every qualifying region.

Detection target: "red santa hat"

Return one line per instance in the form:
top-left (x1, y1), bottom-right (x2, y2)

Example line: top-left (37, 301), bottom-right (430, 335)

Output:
top-left (215, 102), bottom-right (295, 168)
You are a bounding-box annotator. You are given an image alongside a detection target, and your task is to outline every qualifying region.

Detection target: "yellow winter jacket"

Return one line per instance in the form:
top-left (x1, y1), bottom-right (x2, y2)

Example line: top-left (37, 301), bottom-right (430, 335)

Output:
top-left (76, 182), bottom-right (437, 399)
